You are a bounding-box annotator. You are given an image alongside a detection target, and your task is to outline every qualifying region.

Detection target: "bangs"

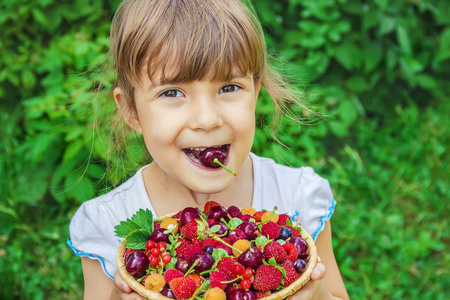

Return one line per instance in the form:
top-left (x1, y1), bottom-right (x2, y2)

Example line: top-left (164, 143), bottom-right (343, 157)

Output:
top-left (141, 0), bottom-right (266, 84)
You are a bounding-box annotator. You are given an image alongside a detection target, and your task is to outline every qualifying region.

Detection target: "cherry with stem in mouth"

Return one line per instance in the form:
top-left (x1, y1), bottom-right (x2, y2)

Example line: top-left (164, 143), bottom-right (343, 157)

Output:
top-left (213, 158), bottom-right (237, 176)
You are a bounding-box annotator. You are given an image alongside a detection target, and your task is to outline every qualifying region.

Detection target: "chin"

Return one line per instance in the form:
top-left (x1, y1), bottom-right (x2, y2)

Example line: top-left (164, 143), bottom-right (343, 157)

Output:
top-left (187, 176), bottom-right (234, 195)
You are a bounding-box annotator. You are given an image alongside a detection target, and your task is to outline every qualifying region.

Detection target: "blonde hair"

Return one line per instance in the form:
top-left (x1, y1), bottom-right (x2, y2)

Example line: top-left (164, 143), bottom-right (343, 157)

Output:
top-left (107, 0), bottom-right (306, 169)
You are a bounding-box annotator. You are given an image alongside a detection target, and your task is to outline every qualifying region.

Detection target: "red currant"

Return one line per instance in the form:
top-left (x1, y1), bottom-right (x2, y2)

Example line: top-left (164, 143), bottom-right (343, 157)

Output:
top-left (162, 253), bottom-right (171, 264)
top-left (232, 264), bottom-right (244, 275)
top-left (145, 240), bottom-right (156, 250)
top-left (240, 279), bottom-right (251, 290)
top-left (151, 247), bottom-right (161, 257)
top-left (158, 241), bottom-right (167, 251)
top-left (149, 256), bottom-right (159, 266)
top-left (242, 268), bottom-right (253, 279)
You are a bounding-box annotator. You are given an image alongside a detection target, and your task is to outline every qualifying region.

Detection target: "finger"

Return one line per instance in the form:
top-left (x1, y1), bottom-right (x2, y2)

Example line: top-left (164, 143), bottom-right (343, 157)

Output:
top-left (114, 271), bottom-right (133, 293)
top-left (310, 262), bottom-right (327, 281)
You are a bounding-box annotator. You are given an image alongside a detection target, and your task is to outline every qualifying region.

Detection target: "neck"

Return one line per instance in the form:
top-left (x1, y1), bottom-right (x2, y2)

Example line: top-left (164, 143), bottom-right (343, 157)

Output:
top-left (142, 156), bottom-right (254, 216)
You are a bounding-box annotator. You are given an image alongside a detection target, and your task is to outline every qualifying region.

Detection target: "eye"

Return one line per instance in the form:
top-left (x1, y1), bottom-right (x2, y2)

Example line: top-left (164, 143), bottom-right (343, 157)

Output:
top-left (220, 84), bottom-right (241, 94)
top-left (160, 89), bottom-right (184, 98)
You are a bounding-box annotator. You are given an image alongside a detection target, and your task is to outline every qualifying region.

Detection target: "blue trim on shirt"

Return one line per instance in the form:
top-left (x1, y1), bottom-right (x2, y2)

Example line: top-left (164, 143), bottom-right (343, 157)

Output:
top-left (313, 198), bottom-right (337, 241)
top-left (289, 210), bottom-right (299, 222)
top-left (66, 239), bottom-right (114, 279)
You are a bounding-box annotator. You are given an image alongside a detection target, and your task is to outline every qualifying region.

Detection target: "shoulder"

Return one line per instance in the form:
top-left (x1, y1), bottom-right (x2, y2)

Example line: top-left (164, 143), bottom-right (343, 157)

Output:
top-left (68, 166), bottom-right (153, 278)
top-left (250, 153), bottom-right (335, 240)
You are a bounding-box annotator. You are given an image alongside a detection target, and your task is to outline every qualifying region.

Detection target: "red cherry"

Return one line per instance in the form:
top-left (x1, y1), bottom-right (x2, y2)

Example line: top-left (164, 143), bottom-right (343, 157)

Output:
top-left (145, 240), bottom-right (156, 250)
top-left (240, 279), bottom-right (251, 290)
top-left (242, 268), bottom-right (253, 279)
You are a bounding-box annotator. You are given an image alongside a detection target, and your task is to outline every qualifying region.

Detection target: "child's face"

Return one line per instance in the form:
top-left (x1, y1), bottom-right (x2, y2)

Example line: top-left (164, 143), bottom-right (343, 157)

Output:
top-left (115, 68), bottom-right (260, 194)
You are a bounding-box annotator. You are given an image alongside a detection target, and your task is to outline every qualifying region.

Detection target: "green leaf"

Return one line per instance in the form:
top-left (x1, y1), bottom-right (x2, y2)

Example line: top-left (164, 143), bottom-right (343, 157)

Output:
top-left (125, 229), bottom-right (151, 250)
top-left (334, 40), bottom-right (361, 70)
top-left (210, 225), bottom-right (221, 233)
top-left (228, 218), bottom-right (243, 229)
top-left (131, 209), bottom-right (154, 234)
top-left (212, 248), bottom-right (229, 262)
top-left (114, 219), bottom-right (141, 238)
top-left (396, 26), bottom-right (412, 56)
top-left (268, 257), bottom-right (277, 266)
top-left (255, 236), bottom-right (269, 247)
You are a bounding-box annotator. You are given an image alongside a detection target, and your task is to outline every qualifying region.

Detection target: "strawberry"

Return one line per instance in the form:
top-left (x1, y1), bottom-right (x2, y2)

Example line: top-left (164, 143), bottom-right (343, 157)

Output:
top-left (263, 241), bottom-right (287, 264)
top-left (252, 211), bottom-right (265, 222)
top-left (261, 221), bottom-right (281, 240)
top-left (280, 260), bottom-right (299, 286)
top-left (175, 238), bottom-right (191, 259)
top-left (184, 243), bottom-right (203, 262)
top-left (277, 214), bottom-right (291, 226)
top-left (210, 271), bottom-right (228, 289)
top-left (204, 201), bottom-right (221, 214)
top-left (186, 273), bottom-right (203, 289)
top-left (217, 257), bottom-right (241, 281)
top-left (163, 269), bottom-right (184, 285)
top-left (253, 265), bottom-right (283, 291)
top-left (169, 276), bottom-right (197, 299)
top-left (282, 243), bottom-right (298, 262)
top-left (181, 219), bottom-right (200, 241)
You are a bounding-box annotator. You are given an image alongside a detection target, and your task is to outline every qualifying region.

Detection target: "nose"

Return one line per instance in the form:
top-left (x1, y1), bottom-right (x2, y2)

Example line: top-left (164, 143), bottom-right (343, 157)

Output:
top-left (189, 96), bottom-right (223, 131)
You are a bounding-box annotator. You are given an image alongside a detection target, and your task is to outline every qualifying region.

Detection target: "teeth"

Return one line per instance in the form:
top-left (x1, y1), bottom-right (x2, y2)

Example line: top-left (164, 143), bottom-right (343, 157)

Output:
top-left (191, 147), bottom-right (206, 151)
top-left (187, 151), bottom-right (200, 163)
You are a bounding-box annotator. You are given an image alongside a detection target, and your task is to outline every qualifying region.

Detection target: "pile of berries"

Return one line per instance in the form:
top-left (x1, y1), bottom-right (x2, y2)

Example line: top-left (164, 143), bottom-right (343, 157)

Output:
top-left (120, 202), bottom-right (313, 300)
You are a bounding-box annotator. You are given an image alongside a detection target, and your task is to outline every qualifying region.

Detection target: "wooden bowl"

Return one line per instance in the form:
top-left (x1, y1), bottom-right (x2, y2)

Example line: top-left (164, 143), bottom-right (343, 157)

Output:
top-left (116, 214), bottom-right (318, 299)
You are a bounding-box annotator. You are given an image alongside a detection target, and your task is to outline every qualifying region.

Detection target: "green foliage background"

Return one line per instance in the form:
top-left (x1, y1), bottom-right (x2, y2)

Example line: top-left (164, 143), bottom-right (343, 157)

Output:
top-left (1, 0), bottom-right (448, 299)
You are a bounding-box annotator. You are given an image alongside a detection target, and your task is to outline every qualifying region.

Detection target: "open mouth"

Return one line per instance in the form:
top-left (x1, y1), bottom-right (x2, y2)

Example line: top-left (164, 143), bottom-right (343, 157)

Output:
top-left (182, 144), bottom-right (230, 168)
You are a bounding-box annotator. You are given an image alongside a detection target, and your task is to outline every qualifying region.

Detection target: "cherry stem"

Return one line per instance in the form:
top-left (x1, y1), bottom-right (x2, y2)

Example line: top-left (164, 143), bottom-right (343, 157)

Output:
top-left (213, 235), bottom-right (243, 254)
top-left (213, 158), bottom-right (237, 176)
top-left (185, 259), bottom-right (200, 277)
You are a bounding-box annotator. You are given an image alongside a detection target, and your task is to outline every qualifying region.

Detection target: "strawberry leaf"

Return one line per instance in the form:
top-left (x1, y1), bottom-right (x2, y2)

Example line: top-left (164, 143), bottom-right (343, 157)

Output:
top-left (210, 225), bottom-right (221, 233)
top-left (268, 257), bottom-right (277, 266)
top-left (130, 209), bottom-right (154, 234)
top-left (114, 219), bottom-right (141, 238)
top-left (125, 228), bottom-right (151, 249)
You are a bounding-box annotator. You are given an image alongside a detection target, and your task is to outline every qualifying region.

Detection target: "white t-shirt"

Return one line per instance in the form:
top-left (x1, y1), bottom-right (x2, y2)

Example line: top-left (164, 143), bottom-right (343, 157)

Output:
top-left (68, 153), bottom-right (336, 279)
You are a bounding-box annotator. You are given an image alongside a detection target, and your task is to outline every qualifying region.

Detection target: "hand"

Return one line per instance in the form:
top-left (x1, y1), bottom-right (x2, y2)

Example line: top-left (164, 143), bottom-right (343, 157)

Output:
top-left (288, 262), bottom-right (330, 300)
top-left (111, 270), bottom-right (144, 300)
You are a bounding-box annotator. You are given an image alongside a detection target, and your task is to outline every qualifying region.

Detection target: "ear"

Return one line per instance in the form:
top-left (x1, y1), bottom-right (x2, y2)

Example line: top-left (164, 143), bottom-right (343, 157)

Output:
top-left (113, 87), bottom-right (143, 134)
top-left (253, 80), bottom-right (261, 106)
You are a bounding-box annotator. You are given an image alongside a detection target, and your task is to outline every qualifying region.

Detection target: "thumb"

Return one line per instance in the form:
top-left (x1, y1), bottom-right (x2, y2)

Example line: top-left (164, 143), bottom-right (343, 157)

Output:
top-left (310, 262), bottom-right (327, 281)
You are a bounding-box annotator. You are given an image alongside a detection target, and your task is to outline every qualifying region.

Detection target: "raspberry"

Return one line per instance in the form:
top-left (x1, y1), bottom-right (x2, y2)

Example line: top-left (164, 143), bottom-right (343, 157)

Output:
top-left (282, 243), bottom-right (298, 261)
top-left (160, 217), bottom-right (179, 234)
top-left (144, 273), bottom-right (166, 292)
top-left (232, 239), bottom-right (250, 257)
top-left (263, 241), bottom-right (287, 264)
top-left (277, 214), bottom-right (291, 226)
top-left (210, 271), bottom-right (228, 289)
top-left (286, 225), bottom-right (301, 237)
top-left (261, 221), bottom-right (281, 239)
top-left (216, 237), bottom-right (232, 255)
top-left (241, 207), bottom-right (256, 215)
top-left (227, 205), bottom-right (242, 218)
top-left (202, 238), bottom-right (218, 248)
top-left (217, 257), bottom-right (241, 281)
top-left (240, 214), bottom-right (253, 221)
top-left (261, 211), bottom-right (279, 223)
top-left (163, 269), bottom-right (184, 285)
top-left (204, 287), bottom-right (227, 300)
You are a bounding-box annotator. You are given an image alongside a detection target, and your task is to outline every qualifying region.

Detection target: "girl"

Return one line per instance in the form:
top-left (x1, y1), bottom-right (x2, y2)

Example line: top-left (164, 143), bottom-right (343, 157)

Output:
top-left (68, 0), bottom-right (349, 299)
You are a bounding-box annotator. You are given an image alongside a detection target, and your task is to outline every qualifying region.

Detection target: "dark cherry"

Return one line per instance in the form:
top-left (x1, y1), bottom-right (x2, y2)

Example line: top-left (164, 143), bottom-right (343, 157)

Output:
top-left (149, 228), bottom-right (170, 243)
top-left (210, 221), bottom-right (229, 236)
top-left (199, 148), bottom-right (226, 168)
top-left (180, 207), bottom-right (200, 227)
top-left (161, 287), bottom-right (175, 299)
top-left (293, 259), bottom-right (307, 273)
top-left (228, 229), bottom-right (246, 244)
top-left (175, 259), bottom-right (189, 273)
top-left (228, 289), bottom-right (256, 300)
top-left (189, 252), bottom-right (215, 274)
top-left (204, 245), bottom-right (214, 254)
top-left (237, 221), bottom-right (259, 240)
top-left (278, 226), bottom-right (293, 240)
top-left (208, 206), bottom-right (229, 222)
top-left (289, 237), bottom-right (310, 260)
top-left (237, 246), bottom-right (263, 270)
top-left (125, 251), bottom-right (149, 278)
